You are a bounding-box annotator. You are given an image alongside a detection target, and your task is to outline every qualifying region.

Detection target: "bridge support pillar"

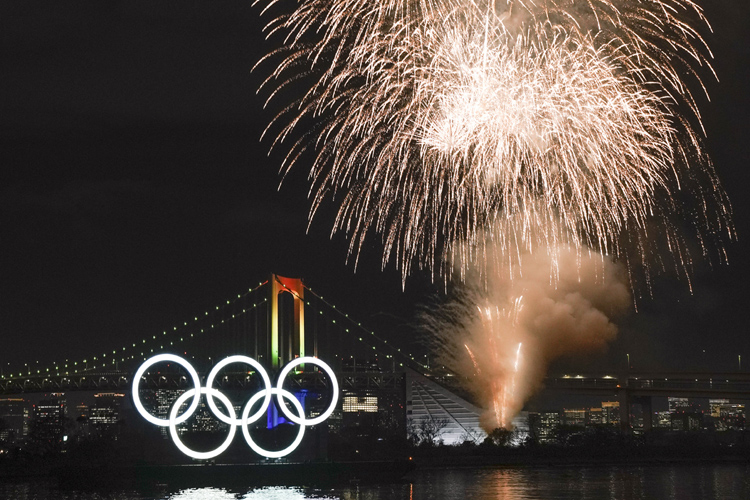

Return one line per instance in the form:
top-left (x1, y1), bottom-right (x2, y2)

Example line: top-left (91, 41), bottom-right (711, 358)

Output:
top-left (270, 274), bottom-right (305, 369)
top-left (617, 388), bottom-right (631, 433)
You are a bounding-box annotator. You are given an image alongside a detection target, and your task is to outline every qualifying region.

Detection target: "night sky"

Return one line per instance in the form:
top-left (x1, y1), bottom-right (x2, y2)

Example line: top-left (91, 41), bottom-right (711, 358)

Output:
top-left (1, 1), bottom-right (749, 376)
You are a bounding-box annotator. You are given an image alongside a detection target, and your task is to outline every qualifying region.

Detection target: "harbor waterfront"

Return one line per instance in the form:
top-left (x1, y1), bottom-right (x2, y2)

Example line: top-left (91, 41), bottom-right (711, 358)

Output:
top-left (3, 0), bottom-right (749, 498)
top-left (2, 277), bottom-right (748, 499)
top-left (1, 463), bottom-right (749, 500)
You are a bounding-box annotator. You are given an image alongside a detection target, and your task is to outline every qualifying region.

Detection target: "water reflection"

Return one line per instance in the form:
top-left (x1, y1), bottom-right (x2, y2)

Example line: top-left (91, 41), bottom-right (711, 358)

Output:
top-left (168, 488), bottom-right (237, 500)
top-left (406, 465), bottom-right (750, 500)
top-left (168, 486), bottom-right (337, 500)
top-left (1, 464), bottom-right (748, 499)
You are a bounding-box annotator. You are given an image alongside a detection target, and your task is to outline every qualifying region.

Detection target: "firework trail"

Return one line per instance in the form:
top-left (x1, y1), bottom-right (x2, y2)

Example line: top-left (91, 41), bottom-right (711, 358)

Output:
top-left (256, 0), bottom-right (733, 429)
top-left (425, 247), bottom-right (630, 430)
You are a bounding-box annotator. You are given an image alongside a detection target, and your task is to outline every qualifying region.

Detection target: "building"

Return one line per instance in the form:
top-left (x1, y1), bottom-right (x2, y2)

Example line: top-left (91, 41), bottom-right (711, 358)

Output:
top-left (90, 393), bottom-right (125, 434)
top-left (668, 397), bottom-right (690, 412)
top-left (0, 398), bottom-right (30, 446)
top-left (535, 411), bottom-right (561, 443)
top-left (587, 407), bottom-right (604, 426)
top-left (406, 371), bottom-right (484, 445)
top-left (73, 402), bottom-right (89, 421)
top-left (69, 402), bottom-right (92, 442)
top-left (630, 404), bottom-right (645, 430)
top-left (602, 401), bottom-right (620, 426)
top-left (719, 404), bottom-right (745, 430)
top-left (563, 408), bottom-right (587, 428)
top-left (341, 391), bottom-right (383, 437)
top-left (653, 411), bottom-right (672, 429)
top-left (137, 388), bottom-right (183, 437)
top-left (509, 411), bottom-right (530, 445)
top-left (671, 411), bottom-right (702, 431)
top-left (666, 397), bottom-right (704, 431)
top-left (189, 399), bottom-right (230, 433)
top-left (31, 393), bottom-right (66, 450)
top-left (342, 393), bottom-right (378, 414)
top-left (709, 399), bottom-right (730, 418)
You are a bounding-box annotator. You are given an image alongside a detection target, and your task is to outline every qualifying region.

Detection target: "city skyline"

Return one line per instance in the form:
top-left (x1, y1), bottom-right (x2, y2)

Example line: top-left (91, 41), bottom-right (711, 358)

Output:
top-left (2, 389), bottom-right (746, 454)
top-left (1, 1), bottom-right (749, 377)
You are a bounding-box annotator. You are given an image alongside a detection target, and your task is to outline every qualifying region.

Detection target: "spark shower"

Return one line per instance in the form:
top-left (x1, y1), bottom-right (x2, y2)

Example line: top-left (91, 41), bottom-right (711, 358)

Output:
top-left (255, 0), bottom-right (733, 430)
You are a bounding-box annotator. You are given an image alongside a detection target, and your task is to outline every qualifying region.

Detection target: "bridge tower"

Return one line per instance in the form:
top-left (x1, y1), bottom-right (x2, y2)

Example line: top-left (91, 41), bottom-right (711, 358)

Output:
top-left (269, 274), bottom-right (305, 369)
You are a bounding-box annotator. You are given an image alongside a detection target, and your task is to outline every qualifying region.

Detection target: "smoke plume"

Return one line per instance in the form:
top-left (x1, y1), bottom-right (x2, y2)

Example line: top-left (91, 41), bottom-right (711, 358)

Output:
top-left (426, 245), bottom-right (630, 431)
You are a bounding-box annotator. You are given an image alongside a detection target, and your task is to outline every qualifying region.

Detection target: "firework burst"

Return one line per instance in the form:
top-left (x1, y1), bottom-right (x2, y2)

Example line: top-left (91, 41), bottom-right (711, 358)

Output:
top-left (256, 0), bottom-right (734, 430)
top-left (424, 246), bottom-right (629, 431)
top-left (445, 301), bottom-right (527, 429)
top-left (256, 0), bottom-right (732, 283)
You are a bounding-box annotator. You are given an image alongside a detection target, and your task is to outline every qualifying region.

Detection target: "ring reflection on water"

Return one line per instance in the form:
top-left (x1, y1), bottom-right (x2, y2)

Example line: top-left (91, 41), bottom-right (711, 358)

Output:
top-left (167, 486), bottom-right (337, 500)
top-left (1, 464), bottom-right (748, 499)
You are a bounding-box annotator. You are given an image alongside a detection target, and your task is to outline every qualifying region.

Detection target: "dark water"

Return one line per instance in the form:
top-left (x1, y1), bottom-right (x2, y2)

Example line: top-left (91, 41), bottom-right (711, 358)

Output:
top-left (2, 464), bottom-right (749, 500)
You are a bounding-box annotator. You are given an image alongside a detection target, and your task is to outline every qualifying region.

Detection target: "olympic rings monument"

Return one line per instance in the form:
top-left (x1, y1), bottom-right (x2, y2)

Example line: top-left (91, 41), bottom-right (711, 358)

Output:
top-left (131, 276), bottom-right (340, 460)
top-left (132, 354), bottom-right (338, 459)
top-left (131, 275), bottom-right (486, 457)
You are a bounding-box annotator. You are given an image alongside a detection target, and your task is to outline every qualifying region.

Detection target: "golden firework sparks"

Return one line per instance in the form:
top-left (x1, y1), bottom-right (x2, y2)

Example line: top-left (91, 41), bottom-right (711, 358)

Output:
top-left (257, 0), bottom-right (732, 284)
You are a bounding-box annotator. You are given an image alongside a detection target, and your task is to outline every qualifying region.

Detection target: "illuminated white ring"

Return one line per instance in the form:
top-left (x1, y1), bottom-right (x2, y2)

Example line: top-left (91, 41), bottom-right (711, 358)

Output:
top-left (275, 356), bottom-right (339, 426)
top-left (241, 387), bottom-right (305, 458)
top-left (132, 354), bottom-right (201, 426)
top-left (133, 354), bottom-right (339, 459)
top-left (205, 355), bottom-right (272, 426)
top-left (168, 387), bottom-right (237, 460)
